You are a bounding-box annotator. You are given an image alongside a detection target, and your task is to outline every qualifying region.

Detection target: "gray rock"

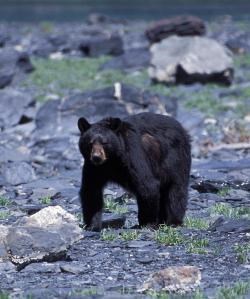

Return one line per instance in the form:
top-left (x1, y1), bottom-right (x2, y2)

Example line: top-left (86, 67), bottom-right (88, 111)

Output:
top-left (127, 241), bottom-right (154, 248)
top-left (21, 262), bottom-right (61, 273)
top-left (209, 217), bottom-right (250, 233)
top-left (79, 34), bottom-right (123, 57)
top-left (101, 48), bottom-right (150, 70)
top-left (6, 206), bottom-right (83, 270)
top-left (102, 214), bottom-right (126, 229)
top-left (36, 84), bottom-right (173, 137)
top-left (0, 225), bottom-right (9, 260)
top-left (146, 15), bottom-right (206, 43)
top-left (60, 262), bottom-right (85, 274)
top-left (0, 89), bottom-right (34, 129)
top-left (149, 36), bottom-right (234, 85)
top-left (0, 47), bottom-right (34, 88)
top-left (4, 161), bottom-right (36, 185)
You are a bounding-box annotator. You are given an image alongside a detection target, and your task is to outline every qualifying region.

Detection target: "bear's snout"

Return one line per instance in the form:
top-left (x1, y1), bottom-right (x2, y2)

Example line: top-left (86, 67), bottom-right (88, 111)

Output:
top-left (90, 142), bottom-right (107, 165)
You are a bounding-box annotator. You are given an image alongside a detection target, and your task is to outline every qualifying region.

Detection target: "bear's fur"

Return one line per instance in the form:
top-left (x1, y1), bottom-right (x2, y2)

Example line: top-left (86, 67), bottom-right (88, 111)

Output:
top-left (78, 112), bottom-right (191, 231)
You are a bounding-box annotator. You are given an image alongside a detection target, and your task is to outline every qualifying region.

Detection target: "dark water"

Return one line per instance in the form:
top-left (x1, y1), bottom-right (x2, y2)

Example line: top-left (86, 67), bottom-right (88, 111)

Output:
top-left (0, 0), bottom-right (250, 22)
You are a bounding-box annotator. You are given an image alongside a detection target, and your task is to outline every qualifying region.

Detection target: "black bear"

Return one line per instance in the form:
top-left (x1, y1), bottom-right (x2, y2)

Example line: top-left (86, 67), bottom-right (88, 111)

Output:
top-left (78, 112), bottom-right (191, 231)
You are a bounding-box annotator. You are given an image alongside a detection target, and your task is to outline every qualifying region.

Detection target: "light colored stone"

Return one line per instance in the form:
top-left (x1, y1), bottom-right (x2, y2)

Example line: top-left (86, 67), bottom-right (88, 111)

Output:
top-left (149, 36), bottom-right (233, 85)
top-left (138, 265), bottom-right (201, 293)
top-left (6, 206), bottom-right (83, 270)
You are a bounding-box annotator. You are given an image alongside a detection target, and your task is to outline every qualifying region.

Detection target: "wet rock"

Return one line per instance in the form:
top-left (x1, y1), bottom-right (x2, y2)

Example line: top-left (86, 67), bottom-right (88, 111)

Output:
top-left (4, 161), bottom-right (36, 186)
top-left (0, 261), bottom-right (16, 272)
top-left (146, 15), bottom-right (206, 43)
top-left (0, 225), bottom-right (9, 260)
top-left (35, 99), bottom-right (61, 135)
top-left (6, 206), bottom-right (83, 270)
top-left (79, 34), bottom-right (123, 57)
top-left (0, 145), bottom-right (30, 163)
top-left (0, 89), bottom-right (34, 129)
top-left (0, 47), bottom-right (34, 88)
top-left (102, 214), bottom-right (126, 229)
top-left (0, 32), bottom-right (9, 47)
top-left (139, 266), bottom-right (201, 293)
top-left (149, 36), bottom-right (234, 85)
top-left (225, 32), bottom-right (250, 54)
top-left (101, 48), bottom-right (150, 70)
top-left (31, 38), bottom-right (56, 58)
top-left (127, 241), bottom-right (154, 249)
top-left (36, 84), bottom-right (174, 136)
top-left (209, 217), bottom-right (250, 233)
top-left (60, 262), bottom-right (85, 274)
top-left (21, 262), bottom-right (61, 273)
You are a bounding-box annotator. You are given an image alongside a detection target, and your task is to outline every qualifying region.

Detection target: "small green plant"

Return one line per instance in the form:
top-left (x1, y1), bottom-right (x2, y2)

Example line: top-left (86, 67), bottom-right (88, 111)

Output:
top-left (185, 89), bottom-right (227, 116)
top-left (234, 244), bottom-right (250, 264)
top-left (120, 230), bottom-right (140, 241)
top-left (217, 187), bottom-right (230, 197)
top-left (0, 211), bottom-right (10, 220)
top-left (40, 21), bottom-right (54, 33)
top-left (148, 289), bottom-right (205, 299)
top-left (184, 217), bottom-right (209, 230)
top-left (0, 197), bottom-right (11, 207)
top-left (216, 280), bottom-right (250, 299)
top-left (100, 229), bottom-right (117, 241)
top-left (155, 225), bottom-right (184, 246)
top-left (187, 237), bottom-right (209, 254)
top-left (39, 196), bottom-right (52, 205)
top-left (234, 54), bottom-right (250, 67)
top-left (75, 288), bottom-right (100, 296)
top-left (104, 195), bottom-right (128, 214)
top-left (210, 203), bottom-right (250, 219)
top-left (0, 293), bottom-right (9, 299)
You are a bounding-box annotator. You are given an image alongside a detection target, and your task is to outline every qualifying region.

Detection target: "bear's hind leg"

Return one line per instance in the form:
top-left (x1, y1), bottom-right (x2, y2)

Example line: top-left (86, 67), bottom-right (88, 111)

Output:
top-left (136, 181), bottom-right (160, 227)
top-left (160, 184), bottom-right (188, 226)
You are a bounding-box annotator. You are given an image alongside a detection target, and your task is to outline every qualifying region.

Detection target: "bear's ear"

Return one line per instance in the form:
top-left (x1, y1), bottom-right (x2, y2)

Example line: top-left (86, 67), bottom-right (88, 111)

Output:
top-left (78, 117), bottom-right (91, 133)
top-left (107, 117), bottom-right (122, 131)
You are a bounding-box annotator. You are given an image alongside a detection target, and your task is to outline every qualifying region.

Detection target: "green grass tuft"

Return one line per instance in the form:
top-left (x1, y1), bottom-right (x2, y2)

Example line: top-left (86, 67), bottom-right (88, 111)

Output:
top-left (0, 197), bottom-right (11, 207)
top-left (216, 280), bottom-right (250, 299)
top-left (217, 187), bottom-right (231, 197)
top-left (187, 237), bottom-right (209, 255)
top-left (234, 244), bottom-right (250, 264)
top-left (210, 203), bottom-right (250, 219)
top-left (155, 225), bottom-right (184, 246)
top-left (39, 196), bottom-right (52, 205)
top-left (104, 195), bottom-right (128, 214)
top-left (184, 217), bottom-right (209, 230)
top-left (120, 230), bottom-right (140, 241)
top-left (100, 229), bottom-right (117, 241)
top-left (0, 211), bottom-right (10, 220)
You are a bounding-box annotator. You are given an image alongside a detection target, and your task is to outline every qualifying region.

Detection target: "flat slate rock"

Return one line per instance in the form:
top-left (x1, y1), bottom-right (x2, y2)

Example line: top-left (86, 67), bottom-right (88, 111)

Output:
top-left (209, 217), bottom-right (250, 233)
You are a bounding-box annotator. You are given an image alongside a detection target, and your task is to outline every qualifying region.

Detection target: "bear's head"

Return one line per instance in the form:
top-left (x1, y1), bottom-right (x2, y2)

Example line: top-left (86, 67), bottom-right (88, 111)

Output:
top-left (78, 117), bottom-right (126, 166)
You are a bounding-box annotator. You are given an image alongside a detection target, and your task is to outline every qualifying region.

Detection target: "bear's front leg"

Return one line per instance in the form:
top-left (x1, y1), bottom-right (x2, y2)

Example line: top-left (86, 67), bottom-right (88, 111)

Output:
top-left (80, 168), bottom-right (104, 231)
top-left (80, 185), bottom-right (103, 231)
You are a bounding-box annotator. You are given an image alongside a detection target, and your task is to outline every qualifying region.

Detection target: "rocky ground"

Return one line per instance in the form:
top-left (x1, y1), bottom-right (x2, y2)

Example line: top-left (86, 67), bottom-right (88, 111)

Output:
top-left (0, 15), bottom-right (250, 299)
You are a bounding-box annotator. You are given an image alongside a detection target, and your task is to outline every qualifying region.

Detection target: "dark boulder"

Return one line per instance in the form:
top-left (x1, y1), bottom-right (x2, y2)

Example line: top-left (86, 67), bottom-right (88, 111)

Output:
top-left (101, 48), bottom-right (151, 70)
top-left (79, 34), bottom-right (123, 57)
top-left (146, 15), bottom-right (206, 43)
